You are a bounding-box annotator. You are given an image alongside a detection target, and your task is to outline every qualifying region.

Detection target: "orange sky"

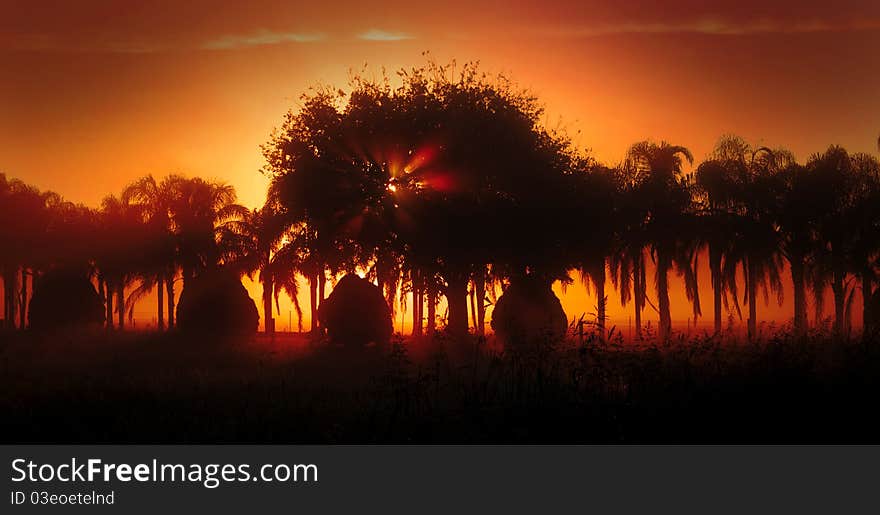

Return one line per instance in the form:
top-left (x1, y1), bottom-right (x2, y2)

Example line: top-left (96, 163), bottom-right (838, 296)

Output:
top-left (2, 1), bottom-right (879, 333)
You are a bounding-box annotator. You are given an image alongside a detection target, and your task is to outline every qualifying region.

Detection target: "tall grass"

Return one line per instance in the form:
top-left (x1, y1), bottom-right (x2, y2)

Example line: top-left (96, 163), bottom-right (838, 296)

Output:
top-left (1, 328), bottom-right (878, 443)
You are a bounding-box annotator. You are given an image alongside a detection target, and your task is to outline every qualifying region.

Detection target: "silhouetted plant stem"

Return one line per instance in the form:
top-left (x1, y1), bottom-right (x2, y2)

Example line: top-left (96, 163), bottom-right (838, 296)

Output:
top-left (412, 270), bottom-right (423, 337)
top-left (747, 257), bottom-right (757, 340)
top-left (165, 272), bottom-right (175, 329)
top-left (475, 269), bottom-right (486, 337)
top-left (596, 260), bottom-right (607, 340)
top-left (309, 272), bottom-right (319, 333)
top-left (634, 252), bottom-right (644, 340)
top-left (19, 268), bottom-right (27, 329)
top-left (446, 271), bottom-right (469, 337)
top-left (105, 281), bottom-right (113, 331)
top-left (262, 271), bottom-right (274, 335)
top-left (426, 286), bottom-right (436, 337)
top-left (116, 286), bottom-right (125, 330)
top-left (791, 256), bottom-right (807, 336)
top-left (832, 266), bottom-right (846, 338)
top-left (710, 245), bottom-right (722, 335)
top-left (657, 250), bottom-right (672, 341)
top-left (157, 274), bottom-right (164, 331)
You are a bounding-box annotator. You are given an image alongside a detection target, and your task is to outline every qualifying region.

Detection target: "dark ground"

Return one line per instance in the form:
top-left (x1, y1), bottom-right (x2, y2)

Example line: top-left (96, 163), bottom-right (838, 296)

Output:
top-left (1, 329), bottom-right (879, 443)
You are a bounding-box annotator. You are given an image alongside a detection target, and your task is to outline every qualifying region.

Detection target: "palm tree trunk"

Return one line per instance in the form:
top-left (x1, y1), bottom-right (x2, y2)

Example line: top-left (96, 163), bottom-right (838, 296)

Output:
top-left (0, 268), bottom-right (7, 329)
top-left (105, 281), bottom-right (114, 330)
top-left (157, 274), bottom-right (165, 331)
top-left (318, 272), bottom-right (325, 312)
top-left (412, 271), bottom-right (422, 337)
top-left (19, 268), bottom-right (27, 329)
top-left (747, 258), bottom-right (757, 340)
top-left (262, 276), bottom-right (274, 335)
top-left (832, 266), bottom-right (845, 339)
top-left (309, 272), bottom-right (319, 333)
top-left (469, 282), bottom-right (477, 334)
top-left (633, 253), bottom-right (643, 340)
top-left (790, 255), bottom-right (807, 336)
top-left (3, 268), bottom-right (18, 329)
top-left (595, 261), bottom-right (606, 340)
top-left (426, 284), bottom-right (436, 337)
top-left (117, 285), bottom-right (125, 330)
top-left (446, 271), bottom-right (469, 338)
top-left (863, 270), bottom-right (874, 335)
top-left (657, 251), bottom-right (672, 341)
top-left (475, 270), bottom-right (486, 337)
top-left (710, 245), bottom-right (722, 334)
top-left (166, 272), bottom-right (175, 329)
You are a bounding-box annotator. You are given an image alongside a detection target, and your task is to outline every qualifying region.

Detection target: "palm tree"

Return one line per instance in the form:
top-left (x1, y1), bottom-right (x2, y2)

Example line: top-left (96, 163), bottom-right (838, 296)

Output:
top-left (806, 146), bottom-right (866, 337)
top-left (695, 136), bottom-right (752, 335)
top-left (0, 176), bottom-right (63, 330)
top-left (720, 146), bottom-right (790, 340)
top-left (122, 175), bottom-right (178, 330)
top-left (167, 177), bottom-right (249, 286)
top-left (97, 195), bottom-right (146, 330)
top-left (847, 153), bottom-right (880, 334)
top-left (773, 161), bottom-right (819, 336)
top-left (224, 203), bottom-right (303, 335)
top-left (624, 141), bottom-right (700, 341)
top-left (573, 161), bottom-right (618, 339)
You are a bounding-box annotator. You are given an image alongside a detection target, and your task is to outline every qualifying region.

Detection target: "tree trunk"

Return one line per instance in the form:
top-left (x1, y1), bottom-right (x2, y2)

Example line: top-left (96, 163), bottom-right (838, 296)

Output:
top-left (157, 274), bottom-right (165, 331)
top-left (105, 281), bottom-right (114, 330)
top-left (469, 282), bottom-right (477, 335)
top-left (595, 261), bottom-right (606, 340)
top-left (117, 285), bottom-right (125, 330)
top-left (3, 268), bottom-right (17, 329)
top-left (710, 245), bottom-right (722, 335)
top-left (863, 270), bottom-right (874, 335)
top-left (166, 272), bottom-right (175, 329)
top-left (318, 272), bottom-right (325, 312)
top-left (475, 271), bottom-right (486, 337)
top-left (832, 267), bottom-right (845, 339)
top-left (412, 271), bottom-right (422, 337)
top-left (309, 273), bottom-right (319, 333)
top-left (657, 251), bottom-right (672, 341)
top-left (747, 258), bottom-right (757, 340)
top-left (426, 285), bottom-right (436, 337)
top-left (19, 268), bottom-right (27, 329)
top-left (262, 276), bottom-right (274, 335)
top-left (446, 271), bottom-right (469, 338)
top-left (633, 253), bottom-right (643, 340)
top-left (790, 256), bottom-right (807, 336)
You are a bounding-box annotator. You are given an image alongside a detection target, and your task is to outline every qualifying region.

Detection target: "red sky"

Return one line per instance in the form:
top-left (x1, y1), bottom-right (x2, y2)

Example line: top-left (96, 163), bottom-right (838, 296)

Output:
top-left (2, 1), bottom-right (879, 331)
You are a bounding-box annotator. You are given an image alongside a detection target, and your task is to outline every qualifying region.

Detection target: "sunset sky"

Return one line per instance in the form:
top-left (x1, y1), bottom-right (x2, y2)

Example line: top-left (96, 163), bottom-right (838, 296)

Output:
top-left (3, 1), bottom-right (879, 331)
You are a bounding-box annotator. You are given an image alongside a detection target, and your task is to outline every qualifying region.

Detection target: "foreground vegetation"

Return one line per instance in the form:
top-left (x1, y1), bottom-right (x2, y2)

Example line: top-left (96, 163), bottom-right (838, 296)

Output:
top-left (2, 329), bottom-right (878, 443)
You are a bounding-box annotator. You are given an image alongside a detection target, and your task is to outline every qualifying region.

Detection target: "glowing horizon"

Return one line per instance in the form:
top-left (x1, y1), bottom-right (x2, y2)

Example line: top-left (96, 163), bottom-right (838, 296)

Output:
top-left (2, 1), bottom-right (878, 333)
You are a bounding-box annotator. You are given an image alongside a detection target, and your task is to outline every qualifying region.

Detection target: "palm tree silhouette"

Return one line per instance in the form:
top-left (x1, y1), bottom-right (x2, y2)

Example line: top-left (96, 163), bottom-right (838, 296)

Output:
top-left (225, 203), bottom-right (303, 335)
top-left (624, 141), bottom-right (699, 340)
top-left (123, 175), bottom-right (178, 330)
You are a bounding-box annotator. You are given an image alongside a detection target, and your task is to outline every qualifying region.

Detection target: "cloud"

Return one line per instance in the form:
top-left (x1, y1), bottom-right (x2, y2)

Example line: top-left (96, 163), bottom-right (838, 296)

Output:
top-left (357, 29), bottom-right (414, 41)
top-left (202, 29), bottom-right (325, 50)
top-left (537, 17), bottom-right (880, 37)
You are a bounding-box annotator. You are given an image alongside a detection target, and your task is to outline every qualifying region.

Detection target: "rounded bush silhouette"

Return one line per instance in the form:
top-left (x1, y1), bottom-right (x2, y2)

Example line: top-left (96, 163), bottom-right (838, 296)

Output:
top-left (491, 276), bottom-right (567, 348)
top-left (28, 269), bottom-right (105, 331)
top-left (175, 271), bottom-right (258, 340)
top-left (318, 275), bottom-right (392, 347)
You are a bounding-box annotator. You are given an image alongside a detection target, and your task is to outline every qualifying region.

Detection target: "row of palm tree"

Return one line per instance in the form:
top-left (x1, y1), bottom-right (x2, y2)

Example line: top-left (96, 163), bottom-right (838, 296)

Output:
top-left (0, 173), bottom-right (249, 331)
